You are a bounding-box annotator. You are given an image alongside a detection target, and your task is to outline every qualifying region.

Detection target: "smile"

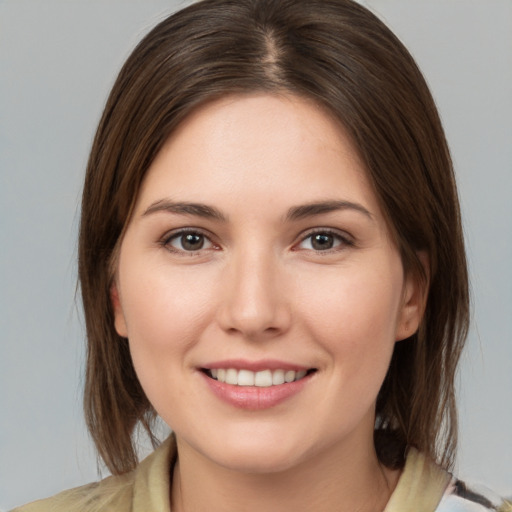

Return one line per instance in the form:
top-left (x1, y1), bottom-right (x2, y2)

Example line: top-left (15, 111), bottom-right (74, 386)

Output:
top-left (205, 368), bottom-right (314, 387)
top-left (200, 363), bottom-right (317, 409)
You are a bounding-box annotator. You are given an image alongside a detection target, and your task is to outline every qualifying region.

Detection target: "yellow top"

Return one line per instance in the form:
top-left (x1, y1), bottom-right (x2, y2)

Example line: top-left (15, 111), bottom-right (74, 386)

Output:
top-left (10, 438), bottom-right (466, 512)
top-left (384, 447), bottom-right (450, 512)
top-left (11, 437), bottom-right (177, 512)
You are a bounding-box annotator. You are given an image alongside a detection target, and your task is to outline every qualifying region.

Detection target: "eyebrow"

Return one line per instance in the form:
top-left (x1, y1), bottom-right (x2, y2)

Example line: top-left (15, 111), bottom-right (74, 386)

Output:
top-left (142, 200), bottom-right (227, 221)
top-left (285, 200), bottom-right (373, 221)
top-left (142, 199), bottom-right (372, 223)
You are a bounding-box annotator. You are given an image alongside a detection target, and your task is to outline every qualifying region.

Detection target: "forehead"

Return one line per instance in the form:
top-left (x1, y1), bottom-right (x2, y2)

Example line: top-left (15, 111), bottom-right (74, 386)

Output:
top-left (169, 93), bottom-right (360, 165)
top-left (134, 93), bottom-right (378, 215)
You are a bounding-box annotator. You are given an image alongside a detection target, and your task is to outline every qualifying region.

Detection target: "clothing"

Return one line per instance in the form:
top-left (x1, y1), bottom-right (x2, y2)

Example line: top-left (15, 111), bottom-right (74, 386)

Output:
top-left (387, 449), bottom-right (511, 512)
top-left (12, 436), bottom-right (511, 512)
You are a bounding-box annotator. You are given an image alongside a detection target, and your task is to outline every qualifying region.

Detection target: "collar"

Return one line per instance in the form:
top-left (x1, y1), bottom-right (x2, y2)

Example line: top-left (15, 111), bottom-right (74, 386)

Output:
top-left (384, 447), bottom-right (451, 512)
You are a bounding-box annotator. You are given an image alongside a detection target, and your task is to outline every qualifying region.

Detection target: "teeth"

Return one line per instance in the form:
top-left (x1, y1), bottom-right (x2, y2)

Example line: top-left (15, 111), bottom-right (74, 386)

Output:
top-left (284, 370), bottom-right (295, 383)
top-left (254, 370), bottom-right (272, 387)
top-left (209, 368), bottom-right (309, 387)
top-left (225, 368), bottom-right (238, 385)
top-left (296, 370), bottom-right (307, 380)
top-left (237, 369), bottom-right (254, 386)
top-left (272, 369), bottom-right (285, 385)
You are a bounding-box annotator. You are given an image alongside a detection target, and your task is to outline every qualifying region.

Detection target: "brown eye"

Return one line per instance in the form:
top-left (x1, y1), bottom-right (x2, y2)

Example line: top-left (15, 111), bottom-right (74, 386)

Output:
top-left (297, 230), bottom-right (352, 252)
top-left (311, 233), bottom-right (335, 250)
top-left (181, 233), bottom-right (205, 250)
top-left (166, 231), bottom-right (213, 252)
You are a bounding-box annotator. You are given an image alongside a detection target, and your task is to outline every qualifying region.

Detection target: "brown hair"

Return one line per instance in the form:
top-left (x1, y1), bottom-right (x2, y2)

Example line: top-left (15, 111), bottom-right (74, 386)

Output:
top-left (79, 0), bottom-right (469, 475)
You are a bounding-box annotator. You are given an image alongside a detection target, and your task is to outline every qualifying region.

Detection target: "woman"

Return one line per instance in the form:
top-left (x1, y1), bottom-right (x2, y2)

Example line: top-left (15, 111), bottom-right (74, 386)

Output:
top-left (13, 0), bottom-right (510, 511)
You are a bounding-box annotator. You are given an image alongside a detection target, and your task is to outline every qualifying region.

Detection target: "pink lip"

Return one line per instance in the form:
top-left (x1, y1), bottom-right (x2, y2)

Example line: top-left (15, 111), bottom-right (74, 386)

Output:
top-left (199, 366), bottom-right (315, 411)
top-left (202, 359), bottom-right (310, 372)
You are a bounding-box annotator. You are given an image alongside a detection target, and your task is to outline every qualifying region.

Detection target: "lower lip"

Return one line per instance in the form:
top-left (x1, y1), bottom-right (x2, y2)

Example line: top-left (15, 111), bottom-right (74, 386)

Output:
top-left (201, 372), bottom-right (312, 410)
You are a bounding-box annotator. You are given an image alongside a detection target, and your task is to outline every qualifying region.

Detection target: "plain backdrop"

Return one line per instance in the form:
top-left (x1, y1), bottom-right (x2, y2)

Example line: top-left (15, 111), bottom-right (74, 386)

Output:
top-left (1, 1), bottom-right (511, 509)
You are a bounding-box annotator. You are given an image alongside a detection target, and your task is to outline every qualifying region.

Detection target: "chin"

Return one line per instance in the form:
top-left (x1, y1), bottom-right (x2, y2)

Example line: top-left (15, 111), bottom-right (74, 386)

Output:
top-left (212, 446), bottom-right (304, 475)
top-left (184, 428), bottom-right (309, 475)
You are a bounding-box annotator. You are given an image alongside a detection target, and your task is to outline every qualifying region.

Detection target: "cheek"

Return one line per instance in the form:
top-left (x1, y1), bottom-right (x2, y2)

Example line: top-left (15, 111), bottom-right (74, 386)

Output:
top-left (298, 263), bottom-right (403, 372)
top-left (118, 262), bottom-right (218, 376)
top-left (119, 266), bottom-right (220, 423)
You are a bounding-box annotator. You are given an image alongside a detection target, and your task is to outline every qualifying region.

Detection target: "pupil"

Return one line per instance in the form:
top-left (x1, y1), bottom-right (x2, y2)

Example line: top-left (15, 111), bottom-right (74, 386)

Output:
top-left (182, 233), bottom-right (204, 250)
top-left (312, 233), bottom-right (333, 250)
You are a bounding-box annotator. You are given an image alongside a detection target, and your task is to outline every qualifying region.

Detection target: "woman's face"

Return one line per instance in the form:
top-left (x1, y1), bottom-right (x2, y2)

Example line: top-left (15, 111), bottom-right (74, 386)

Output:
top-left (112, 93), bottom-right (423, 473)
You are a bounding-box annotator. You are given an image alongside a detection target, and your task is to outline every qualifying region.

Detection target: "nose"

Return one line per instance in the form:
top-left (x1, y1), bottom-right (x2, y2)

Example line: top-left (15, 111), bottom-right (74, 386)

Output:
top-left (217, 247), bottom-right (292, 340)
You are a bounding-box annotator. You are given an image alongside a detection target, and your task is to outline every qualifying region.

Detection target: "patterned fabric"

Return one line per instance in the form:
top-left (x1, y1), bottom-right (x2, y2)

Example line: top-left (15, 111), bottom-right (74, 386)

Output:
top-left (436, 479), bottom-right (512, 512)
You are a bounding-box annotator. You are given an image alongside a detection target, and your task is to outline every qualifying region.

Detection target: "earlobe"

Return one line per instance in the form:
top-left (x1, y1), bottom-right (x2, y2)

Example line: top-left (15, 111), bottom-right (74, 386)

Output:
top-left (396, 252), bottom-right (429, 341)
top-left (111, 282), bottom-right (128, 338)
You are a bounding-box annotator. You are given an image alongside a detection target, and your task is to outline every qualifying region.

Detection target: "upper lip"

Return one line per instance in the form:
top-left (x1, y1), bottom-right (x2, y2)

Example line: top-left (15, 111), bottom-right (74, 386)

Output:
top-left (200, 359), bottom-right (313, 372)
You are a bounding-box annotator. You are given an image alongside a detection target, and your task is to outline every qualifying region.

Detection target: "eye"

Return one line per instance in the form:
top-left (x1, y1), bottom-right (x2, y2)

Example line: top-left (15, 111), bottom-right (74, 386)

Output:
top-left (164, 230), bottom-right (215, 253)
top-left (297, 230), bottom-right (352, 252)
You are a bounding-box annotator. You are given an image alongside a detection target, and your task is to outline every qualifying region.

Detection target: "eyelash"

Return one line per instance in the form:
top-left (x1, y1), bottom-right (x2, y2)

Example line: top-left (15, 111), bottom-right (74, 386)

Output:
top-left (160, 227), bottom-right (354, 255)
top-left (160, 228), bottom-right (218, 255)
top-left (294, 228), bottom-right (354, 254)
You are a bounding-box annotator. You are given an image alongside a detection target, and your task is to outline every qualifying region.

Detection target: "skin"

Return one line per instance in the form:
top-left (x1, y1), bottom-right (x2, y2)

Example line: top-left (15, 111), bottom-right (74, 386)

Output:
top-left (112, 93), bottom-right (426, 512)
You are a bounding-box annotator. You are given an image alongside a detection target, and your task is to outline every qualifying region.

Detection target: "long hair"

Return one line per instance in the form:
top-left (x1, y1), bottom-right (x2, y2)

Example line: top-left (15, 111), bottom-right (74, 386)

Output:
top-left (79, 0), bottom-right (469, 475)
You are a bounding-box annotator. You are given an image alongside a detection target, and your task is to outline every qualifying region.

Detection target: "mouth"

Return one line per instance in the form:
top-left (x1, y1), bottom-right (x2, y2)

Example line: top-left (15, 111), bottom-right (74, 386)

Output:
top-left (202, 368), bottom-right (317, 387)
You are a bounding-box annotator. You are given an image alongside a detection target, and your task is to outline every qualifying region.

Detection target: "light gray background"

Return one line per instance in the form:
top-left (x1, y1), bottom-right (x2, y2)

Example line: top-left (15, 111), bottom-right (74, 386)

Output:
top-left (1, 1), bottom-right (511, 510)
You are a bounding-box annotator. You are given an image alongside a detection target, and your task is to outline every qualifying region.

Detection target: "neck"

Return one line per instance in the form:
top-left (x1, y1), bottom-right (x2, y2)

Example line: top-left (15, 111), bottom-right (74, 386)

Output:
top-left (170, 434), bottom-right (400, 512)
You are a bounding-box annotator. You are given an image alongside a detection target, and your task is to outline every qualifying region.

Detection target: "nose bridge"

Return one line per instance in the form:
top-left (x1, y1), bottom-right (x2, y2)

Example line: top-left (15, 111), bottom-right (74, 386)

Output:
top-left (218, 242), bottom-right (290, 338)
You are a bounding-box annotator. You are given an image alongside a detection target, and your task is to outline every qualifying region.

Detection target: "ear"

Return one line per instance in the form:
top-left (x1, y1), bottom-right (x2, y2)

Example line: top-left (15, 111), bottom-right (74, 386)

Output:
top-left (111, 282), bottom-right (128, 338)
top-left (395, 252), bottom-right (429, 341)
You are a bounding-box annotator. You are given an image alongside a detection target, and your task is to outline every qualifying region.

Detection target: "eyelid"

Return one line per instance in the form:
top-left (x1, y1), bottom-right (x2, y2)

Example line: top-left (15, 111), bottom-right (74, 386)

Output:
top-left (158, 226), bottom-right (354, 255)
top-left (293, 227), bottom-right (355, 252)
top-left (160, 227), bottom-right (219, 254)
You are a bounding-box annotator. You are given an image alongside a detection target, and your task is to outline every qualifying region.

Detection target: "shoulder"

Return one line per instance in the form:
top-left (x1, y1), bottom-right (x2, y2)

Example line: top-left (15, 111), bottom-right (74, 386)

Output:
top-left (11, 435), bottom-right (177, 512)
top-left (10, 473), bottom-right (135, 512)
top-left (385, 447), bottom-right (452, 512)
top-left (435, 479), bottom-right (512, 512)
top-left (385, 448), bottom-right (511, 512)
